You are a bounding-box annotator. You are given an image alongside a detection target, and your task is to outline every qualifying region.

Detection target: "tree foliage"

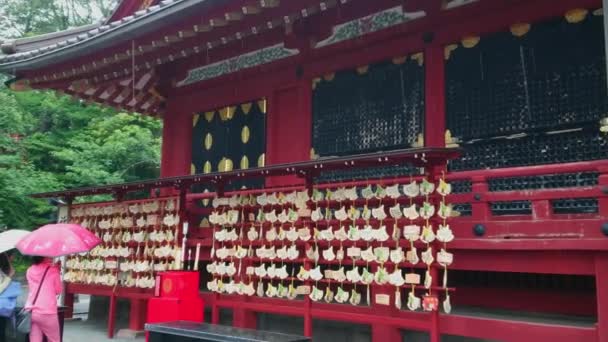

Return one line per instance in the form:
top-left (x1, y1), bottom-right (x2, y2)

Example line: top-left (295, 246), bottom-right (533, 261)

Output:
top-left (0, 0), bottom-right (162, 230)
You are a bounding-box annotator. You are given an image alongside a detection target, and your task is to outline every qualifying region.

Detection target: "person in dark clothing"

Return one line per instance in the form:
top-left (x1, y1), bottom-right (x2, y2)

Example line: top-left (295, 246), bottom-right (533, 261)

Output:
top-left (0, 251), bottom-right (15, 342)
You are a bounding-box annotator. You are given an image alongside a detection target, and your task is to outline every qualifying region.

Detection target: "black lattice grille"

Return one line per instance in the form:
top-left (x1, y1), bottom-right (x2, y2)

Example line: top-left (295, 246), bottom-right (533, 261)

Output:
top-left (446, 14), bottom-right (607, 141)
top-left (488, 172), bottom-right (598, 191)
top-left (312, 58), bottom-right (424, 181)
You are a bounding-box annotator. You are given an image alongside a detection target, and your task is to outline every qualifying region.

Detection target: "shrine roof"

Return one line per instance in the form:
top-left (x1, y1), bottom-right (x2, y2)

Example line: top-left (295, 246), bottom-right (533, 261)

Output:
top-left (0, 0), bottom-right (198, 72)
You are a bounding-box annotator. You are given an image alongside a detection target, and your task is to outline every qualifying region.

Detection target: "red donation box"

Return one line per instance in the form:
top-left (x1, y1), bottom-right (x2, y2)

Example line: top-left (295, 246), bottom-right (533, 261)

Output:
top-left (147, 271), bottom-right (204, 324)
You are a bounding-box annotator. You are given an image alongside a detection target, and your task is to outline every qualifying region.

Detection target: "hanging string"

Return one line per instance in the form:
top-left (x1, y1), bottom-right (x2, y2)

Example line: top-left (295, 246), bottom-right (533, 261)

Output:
top-left (131, 40), bottom-right (135, 104)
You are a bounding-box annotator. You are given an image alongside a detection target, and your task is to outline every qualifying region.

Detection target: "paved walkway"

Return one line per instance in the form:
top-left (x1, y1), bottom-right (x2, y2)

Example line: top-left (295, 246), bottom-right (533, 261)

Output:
top-left (63, 296), bottom-right (144, 342)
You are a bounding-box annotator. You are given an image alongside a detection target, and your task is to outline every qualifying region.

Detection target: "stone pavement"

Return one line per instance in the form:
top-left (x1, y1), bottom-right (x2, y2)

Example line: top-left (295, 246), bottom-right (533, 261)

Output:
top-left (62, 296), bottom-right (144, 342)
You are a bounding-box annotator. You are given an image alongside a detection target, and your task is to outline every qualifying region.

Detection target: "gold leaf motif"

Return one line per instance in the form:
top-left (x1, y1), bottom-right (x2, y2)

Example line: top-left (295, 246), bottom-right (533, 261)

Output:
top-left (444, 44), bottom-right (458, 60)
top-left (565, 8), bottom-right (588, 23)
top-left (192, 114), bottom-right (200, 127)
top-left (257, 99), bottom-right (267, 114)
top-left (203, 161), bottom-right (212, 174)
top-left (241, 126), bottom-right (250, 144)
top-left (392, 56), bottom-right (407, 65)
top-left (204, 133), bottom-right (213, 150)
top-left (241, 102), bottom-right (252, 114)
top-left (202, 189), bottom-right (210, 206)
top-left (240, 155), bottom-right (249, 169)
top-left (411, 133), bottom-right (424, 148)
top-left (356, 65), bottom-right (369, 75)
top-left (257, 153), bottom-right (266, 167)
top-left (510, 23), bottom-right (531, 37)
top-left (219, 106), bottom-right (236, 121)
top-left (411, 53), bottom-right (424, 66)
top-left (323, 73), bottom-right (335, 81)
top-left (310, 148), bottom-right (319, 160)
top-left (204, 111), bottom-right (215, 122)
top-left (461, 36), bottom-right (480, 48)
top-left (219, 157), bottom-right (234, 172)
top-left (200, 218), bottom-right (210, 227)
top-left (190, 163), bottom-right (196, 175)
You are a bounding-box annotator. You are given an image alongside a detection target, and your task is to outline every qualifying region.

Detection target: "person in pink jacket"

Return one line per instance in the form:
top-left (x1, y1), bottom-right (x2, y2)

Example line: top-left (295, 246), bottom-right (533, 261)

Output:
top-left (25, 257), bottom-right (62, 342)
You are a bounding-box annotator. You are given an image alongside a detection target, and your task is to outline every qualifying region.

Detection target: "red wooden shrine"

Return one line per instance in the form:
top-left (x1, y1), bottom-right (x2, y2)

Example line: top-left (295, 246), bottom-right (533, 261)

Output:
top-left (1, 0), bottom-right (607, 341)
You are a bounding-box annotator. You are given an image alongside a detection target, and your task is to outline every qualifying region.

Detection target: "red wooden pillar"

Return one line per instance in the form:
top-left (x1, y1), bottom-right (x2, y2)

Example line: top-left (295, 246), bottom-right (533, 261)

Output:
top-left (63, 292), bottom-right (74, 319)
top-left (595, 254), bottom-right (608, 342)
top-left (424, 41), bottom-right (446, 342)
top-left (128, 299), bottom-right (148, 331)
top-left (160, 101), bottom-right (193, 178)
top-left (424, 43), bottom-right (446, 148)
top-left (265, 80), bottom-right (312, 187)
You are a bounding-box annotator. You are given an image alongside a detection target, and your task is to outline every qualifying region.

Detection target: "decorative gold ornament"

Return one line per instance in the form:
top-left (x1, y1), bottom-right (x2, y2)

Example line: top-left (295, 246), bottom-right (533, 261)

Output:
top-left (310, 148), bottom-right (319, 160)
top-left (241, 102), bottom-right (252, 114)
top-left (192, 114), bottom-right (200, 127)
top-left (257, 153), bottom-right (266, 167)
top-left (392, 56), bottom-right (407, 65)
top-left (356, 65), bottom-right (369, 75)
top-left (461, 36), bottom-right (480, 48)
top-left (240, 155), bottom-right (250, 169)
top-left (219, 106), bottom-right (236, 121)
top-left (203, 161), bottom-right (212, 173)
top-left (411, 53), bottom-right (424, 66)
top-left (241, 126), bottom-right (250, 144)
top-left (444, 44), bottom-right (458, 60)
top-left (204, 133), bottom-right (213, 150)
top-left (190, 163), bottom-right (196, 175)
top-left (200, 218), bottom-right (210, 227)
top-left (257, 99), bottom-right (267, 114)
top-left (593, 8), bottom-right (603, 16)
top-left (510, 23), bottom-right (531, 37)
top-left (445, 130), bottom-right (460, 148)
top-left (219, 157), bottom-right (234, 172)
top-left (204, 111), bottom-right (215, 122)
top-left (565, 8), bottom-right (588, 23)
top-left (600, 117), bottom-right (608, 133)
top-left (202, 189), bottom-right (210, 207)
top-left (411, 133), bottom-right (424, 148)
top-left (323, 73), bottom-right (335, 81)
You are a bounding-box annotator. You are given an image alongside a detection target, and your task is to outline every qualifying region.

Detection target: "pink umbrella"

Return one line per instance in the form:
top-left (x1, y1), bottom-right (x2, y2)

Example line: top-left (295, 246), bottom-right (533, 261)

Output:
top-left (16, 224), bottom-right (101, 257)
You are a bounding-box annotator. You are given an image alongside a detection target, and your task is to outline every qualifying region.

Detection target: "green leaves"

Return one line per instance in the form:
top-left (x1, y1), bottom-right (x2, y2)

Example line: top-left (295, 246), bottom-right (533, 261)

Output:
top-left (0, 88), bottom-right (161, 230)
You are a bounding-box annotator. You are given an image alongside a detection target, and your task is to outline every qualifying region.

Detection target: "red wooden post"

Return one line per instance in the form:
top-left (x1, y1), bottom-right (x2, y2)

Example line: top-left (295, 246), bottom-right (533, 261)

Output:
top-left (424, 38), bottom-right (447, 342)
top-left (266, 81), bottom-right (312, 187)
top-left (128, 299), bottom-right (148, 331)
top-left (595, 254), bottom-right (608, 342)
top-left (160, 103), bottom-right (193, 178)
top-left (107, 294), bottom-right (117, 338)
top-left (63, 292), bottom-right (74, 319)
top-left (424, 43), bottom-right (446, 148)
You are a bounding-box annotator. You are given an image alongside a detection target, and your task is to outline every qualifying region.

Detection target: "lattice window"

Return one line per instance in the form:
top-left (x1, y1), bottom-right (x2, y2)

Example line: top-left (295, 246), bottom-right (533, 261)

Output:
top-left (312, 57), bottom-right (425, 181)
top-left (446, 12), bottom-right (608, 172)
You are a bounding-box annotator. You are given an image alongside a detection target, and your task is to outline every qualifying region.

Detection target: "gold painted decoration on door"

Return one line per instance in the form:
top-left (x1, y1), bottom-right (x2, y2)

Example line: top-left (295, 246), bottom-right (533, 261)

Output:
top-left (219, 157), bottom-right (234, 172)
top-left (258, 153), bottom-right (266, 167)
top-left (204, 133), bottom-right (213, 150)
top-left (257, 99), bottom-right (267, 114)
top-left (240, 155), bottom-right (250, 169)
top-left (219, 106), bottom-right (236, 121)
top-left (565, 8), bottom-right (588, 23)
top-left (204, 161), bottom-right (212, 173)
top-left (241, 126), bottom-right (250, 144)
top-left (191, 164), bottom-right (196, 175)
top-left (204, 111), bottom-right (215, 122)
top-left (193, 114), bottom-right (200, 127)
top-left (241, 102), bottom-right (252, 114)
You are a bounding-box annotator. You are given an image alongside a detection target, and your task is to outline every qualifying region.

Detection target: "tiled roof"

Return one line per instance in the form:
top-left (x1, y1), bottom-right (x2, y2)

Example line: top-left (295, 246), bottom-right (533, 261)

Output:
top-left (0, 0), bottom-right (190, 71)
